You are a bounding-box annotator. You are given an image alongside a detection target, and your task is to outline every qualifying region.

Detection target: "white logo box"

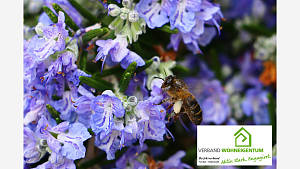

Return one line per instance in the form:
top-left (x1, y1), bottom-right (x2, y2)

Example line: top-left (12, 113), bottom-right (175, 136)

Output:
top-left (197, 125), bottom-right (272, 166)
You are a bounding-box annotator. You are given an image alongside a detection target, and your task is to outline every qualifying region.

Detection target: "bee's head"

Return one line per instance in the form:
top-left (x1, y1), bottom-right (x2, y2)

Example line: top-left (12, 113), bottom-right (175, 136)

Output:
top-left (161, 75), bottom-right (176, 91)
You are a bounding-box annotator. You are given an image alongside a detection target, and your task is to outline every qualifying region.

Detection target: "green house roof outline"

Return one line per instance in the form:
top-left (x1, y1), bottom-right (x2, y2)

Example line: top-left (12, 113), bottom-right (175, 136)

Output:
top-left (234, 127), bottom-right (252, 147)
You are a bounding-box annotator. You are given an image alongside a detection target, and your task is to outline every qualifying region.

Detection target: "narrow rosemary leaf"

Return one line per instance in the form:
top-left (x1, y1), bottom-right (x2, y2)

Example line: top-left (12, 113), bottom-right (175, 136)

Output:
top-left (119, 62), bottom-right (137, 93)
top-left (67, 0), bottom-right (98, 24)
top-left (79, 76), bottom-right (113, 91)
top-left (42, 6), bottom-right (58, 23)
top-left (82, 27), bottom-right (109, 44)
top-left (46, 104), bottom-right (63, 124)
top-left (136, 59), bottom-right (153, 73)
top-left (172, 65), bottom-right (190, 77)
top-left (93, 66), bottom-right (123, 78)
top-left (79, 50), bottom-right (88, 71)
top-left (158, 25), bottom-right (178, 34)
top-left (52, 3), bottom-right (79, 31)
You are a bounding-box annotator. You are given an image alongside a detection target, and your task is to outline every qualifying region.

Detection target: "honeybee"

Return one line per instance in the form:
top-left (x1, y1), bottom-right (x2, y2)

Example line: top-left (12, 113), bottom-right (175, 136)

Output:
top-left (159, 75), bottom-right (203, 125)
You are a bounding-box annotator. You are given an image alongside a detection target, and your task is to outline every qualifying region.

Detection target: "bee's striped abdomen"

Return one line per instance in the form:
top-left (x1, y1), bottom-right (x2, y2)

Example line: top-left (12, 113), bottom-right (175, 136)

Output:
top-left (184, 95), bottom-right (203, 125)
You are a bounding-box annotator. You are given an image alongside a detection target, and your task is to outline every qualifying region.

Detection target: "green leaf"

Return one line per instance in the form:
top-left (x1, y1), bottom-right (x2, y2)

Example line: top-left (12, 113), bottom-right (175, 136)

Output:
top-left (46, 104), bottom-right (63, 124)
top-left (136, 59), bottom-right (153, 73)
top-left (67, 0), bottom-right (98, 24)
top-left (119, 62), bottom-right (137, 93)
top-left (82, 27), bottom-right (109, 44)
top-left (52, 3), bottom-right (79, 31)
top-left (158, 25), bottom-right (178, 34)
top-left (78, 50), bottom-right (88, 71)
top-left (93, 66), bottom-right (123, 78)
top-left (42, 6), bottom-right (58, 23)
top-left (79, 76), bottom-right (113, 91)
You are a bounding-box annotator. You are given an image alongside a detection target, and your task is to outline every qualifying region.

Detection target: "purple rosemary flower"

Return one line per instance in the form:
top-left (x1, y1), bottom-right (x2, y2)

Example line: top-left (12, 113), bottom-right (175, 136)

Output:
top-left (169, 0), bottom-right (223, 54)
top-left (42, 51), bottom-right (77, 84)
top-left (33, 152), bottom-right (76, 169)
top-left (72, 86), bottom-right (96, 128)
top-left (241, 87), bottom-right (270, 124)
top-left (25, 116), bottom-right (91, 168)
top-left (90, 90), bottom-right (125, 139)
top-left (135, 0), bottom-right (170, 29)
top-left (148, 78), bottom-right (165, 104)
top-left (50, 91), bottom-right (76, 122)
top-left (38, 12), bottom-right (53, 26)
top-left (115, 144), bottom-right (148, 169)
top-left (125, 72), bottom-right (149, 101)
top-left (34, 11), bottom-right (68, 61)
top-left (162, 150), bottom-right (192, 169)
top-left (135, 99), bottom-right (166, 145)
top-left (57, 122), bottom-right (91, 160)
top-left (95, 36), bottom-right (145, 71)
top-left (24, 90), bottom-right (47, 125)
top-left (185, 78), bottom-right (230, 124)
top-left (169, 0), bottom-right (202, 33)
top-left (24, 127), bottom-right (47, 164)
top-left (94, 117), bottom-right (127, 160)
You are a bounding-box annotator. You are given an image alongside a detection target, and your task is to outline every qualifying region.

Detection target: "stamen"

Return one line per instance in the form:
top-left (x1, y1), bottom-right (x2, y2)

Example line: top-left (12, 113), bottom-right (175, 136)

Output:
top-left (57, 71), bottom-right (65, 76)
top-left (96, 102), bottom-right (104, 106)
top-left (40, 76), bottom-right (45, 82)
top-left (165, 128), bottom-right (175, 142)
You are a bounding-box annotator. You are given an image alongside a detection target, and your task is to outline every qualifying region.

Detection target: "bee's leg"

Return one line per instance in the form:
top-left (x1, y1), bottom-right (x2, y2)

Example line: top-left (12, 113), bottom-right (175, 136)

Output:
top-left (166, 102), bottom-right (174, 111)
top-left (154, 97), bottom-right (172, 105)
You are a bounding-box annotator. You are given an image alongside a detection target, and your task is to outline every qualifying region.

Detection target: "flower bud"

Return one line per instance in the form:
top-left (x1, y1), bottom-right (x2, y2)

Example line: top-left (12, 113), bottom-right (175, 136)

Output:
top-left (128, 10), bottom-right (139, 22)
top-left (127, 96), bottom-right (138, 106)
top-left (120, 8), bottom-right (130, 20)
top-left (122, 0), bottom-right (132, 8)
top-left (108, 4), bottom-right (121, 17)
top-left (39, 139), bottom-right (47, 147)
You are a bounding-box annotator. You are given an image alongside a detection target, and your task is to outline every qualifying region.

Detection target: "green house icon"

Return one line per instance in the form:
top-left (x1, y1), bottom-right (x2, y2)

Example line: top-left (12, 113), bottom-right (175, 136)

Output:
top-left (234, 127), bottom-right (251, 147)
